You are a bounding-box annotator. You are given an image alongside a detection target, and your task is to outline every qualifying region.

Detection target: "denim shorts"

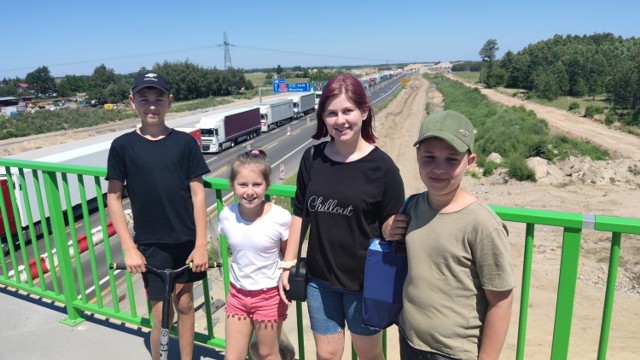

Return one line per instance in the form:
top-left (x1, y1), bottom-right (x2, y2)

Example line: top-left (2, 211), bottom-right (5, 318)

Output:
top-left (306, 278), bottom-right (380, 336)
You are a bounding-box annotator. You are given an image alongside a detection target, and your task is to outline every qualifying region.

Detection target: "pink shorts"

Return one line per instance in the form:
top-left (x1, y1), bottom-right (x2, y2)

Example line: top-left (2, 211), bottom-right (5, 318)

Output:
top-left (225, 283), bottom-right (288, 322)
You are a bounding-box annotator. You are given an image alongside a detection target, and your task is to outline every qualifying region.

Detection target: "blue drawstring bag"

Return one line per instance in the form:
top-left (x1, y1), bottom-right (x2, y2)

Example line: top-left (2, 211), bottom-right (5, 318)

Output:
top-left (362, 194), bottom-right (417, 330)
top-left (362, 238), bottom-right (408, 329)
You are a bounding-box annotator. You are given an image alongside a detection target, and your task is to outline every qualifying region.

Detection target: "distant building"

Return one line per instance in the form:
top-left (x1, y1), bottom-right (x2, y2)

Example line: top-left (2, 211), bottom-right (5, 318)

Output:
top-left (16, 83), bottom-right (30, 92)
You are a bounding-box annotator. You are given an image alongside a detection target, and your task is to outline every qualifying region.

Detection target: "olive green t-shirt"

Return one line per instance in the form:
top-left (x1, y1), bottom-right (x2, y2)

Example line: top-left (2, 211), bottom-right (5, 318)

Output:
top-left (398, 193), bottom-right (515, 360)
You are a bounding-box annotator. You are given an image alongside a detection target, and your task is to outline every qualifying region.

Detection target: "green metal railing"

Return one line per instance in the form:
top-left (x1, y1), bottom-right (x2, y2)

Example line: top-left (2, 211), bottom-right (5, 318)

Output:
top-left (1, 158), bottom-right (638, 359)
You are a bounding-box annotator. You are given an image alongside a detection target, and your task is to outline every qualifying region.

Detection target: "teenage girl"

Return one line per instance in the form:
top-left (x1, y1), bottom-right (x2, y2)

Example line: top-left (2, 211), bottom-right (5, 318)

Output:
top-left (218, 149), bottom-right (292, 360)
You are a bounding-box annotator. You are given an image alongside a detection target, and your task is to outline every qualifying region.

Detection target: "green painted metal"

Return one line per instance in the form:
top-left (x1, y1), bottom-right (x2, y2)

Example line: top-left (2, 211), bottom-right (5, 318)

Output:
top-left (597, 232), bottom-right (621, 360)
top-left (62, 173), bottom-right (86, 300)
top-left (516, 223), bottom-right (535, 360)
top-left (550, 226), bottom-right (582, 359)
top-left (28, 170), bottom-right (46, 289)
top-left (2, 166), bottom-right (21, 284)
top-left (16, 169), bottom-right (33, 285)
top-left (42, 170), bottom-right (85, 326)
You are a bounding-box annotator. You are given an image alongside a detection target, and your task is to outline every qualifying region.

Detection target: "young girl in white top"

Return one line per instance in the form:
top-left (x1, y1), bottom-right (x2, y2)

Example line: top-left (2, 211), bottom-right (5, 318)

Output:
top-left (218, 149), bottom-right (292, 360)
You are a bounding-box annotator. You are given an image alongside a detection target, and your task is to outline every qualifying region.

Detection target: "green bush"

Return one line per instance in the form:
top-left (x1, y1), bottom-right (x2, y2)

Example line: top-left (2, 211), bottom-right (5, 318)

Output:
top-left (506, 157), bottom-right (536, 182)
top-left (584, 104), bottom-right (606, 119)
top-left (568, 102), bottom-right (580, 111)
top-left (482, 160), bottom-right (500, 177)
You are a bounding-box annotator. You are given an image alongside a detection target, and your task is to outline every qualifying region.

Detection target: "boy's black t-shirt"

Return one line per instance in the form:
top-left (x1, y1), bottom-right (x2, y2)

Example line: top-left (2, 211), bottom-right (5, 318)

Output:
top-left (294, 142), bottom-right (405, 291)
top-left (106, 129), bottom-right (210, 245)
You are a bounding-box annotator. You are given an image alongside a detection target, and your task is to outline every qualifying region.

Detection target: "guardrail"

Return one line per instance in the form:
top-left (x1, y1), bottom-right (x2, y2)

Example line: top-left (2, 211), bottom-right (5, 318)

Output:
top-left (1, 158), bottom-right (638, 359)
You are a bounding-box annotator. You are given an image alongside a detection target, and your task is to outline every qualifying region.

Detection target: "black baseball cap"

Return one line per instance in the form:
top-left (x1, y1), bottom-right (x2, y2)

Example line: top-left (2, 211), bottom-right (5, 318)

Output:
top-left (131, 72), bottom-right (170, 95)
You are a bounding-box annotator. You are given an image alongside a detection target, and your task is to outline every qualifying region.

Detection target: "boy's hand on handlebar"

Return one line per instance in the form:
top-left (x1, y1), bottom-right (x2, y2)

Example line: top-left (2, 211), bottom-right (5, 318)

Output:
top-left (187, 247), bottom-right (209, 272)
top-left (385, 214), bottom-right (411, 241)
top-left (124, 248), bottom-right (147, 274)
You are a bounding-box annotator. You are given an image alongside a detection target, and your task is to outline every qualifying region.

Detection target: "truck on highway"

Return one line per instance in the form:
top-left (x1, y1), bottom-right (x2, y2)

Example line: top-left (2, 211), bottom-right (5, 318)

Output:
top-left (174, 127), bottom-right (203, 151)
top-left (288, 92), bottom-right (315, 119)
top-left (314, 91), bottom-right (322, 110)
top-left (196, 107), bottom-right (261, 153)
top-left (258, 98), bottom-right (294, 132)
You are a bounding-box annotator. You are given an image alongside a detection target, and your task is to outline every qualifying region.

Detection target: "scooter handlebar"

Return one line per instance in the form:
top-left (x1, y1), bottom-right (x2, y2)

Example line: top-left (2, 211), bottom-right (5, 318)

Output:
top-left (109, 261), bottom-right (223, 271)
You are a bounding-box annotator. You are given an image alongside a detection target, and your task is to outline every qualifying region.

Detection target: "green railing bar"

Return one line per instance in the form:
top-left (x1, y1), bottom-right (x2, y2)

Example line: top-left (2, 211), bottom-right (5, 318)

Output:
top-left (492, 205), bottom-right (584, 229)
top-left (597, 231), bottom-right (622, 360)
top-left (42, 170), bottom-right (84, 326)
top-left (29, 170), bottom-right (47, 291)
top-left (202, 276), bottom-right (215, 339)
top-left (78, 174), bottom-right (102, 307)
top-left (2, 166), bottom-right (21, 284)
top-left (39, 170), bottom-right (60, 295)
top-left (516, 223), bottom-right (535, 360)
top-left (95, 176), bottom-right (119, 312)
top-left (0, 176), bottom-right (11, 279)
top-left (124, 265), bottom-right (138, 318)
top-left (550, 226), bottom-right (582, 359)
top-left (17, 168), bottom-right (34, 285)
top-left (594, 215), bottom-right (640, 234)
top-left (62, 173), bottom-right (86, 301)
top-left (0, 158), bottom-right (106, 177)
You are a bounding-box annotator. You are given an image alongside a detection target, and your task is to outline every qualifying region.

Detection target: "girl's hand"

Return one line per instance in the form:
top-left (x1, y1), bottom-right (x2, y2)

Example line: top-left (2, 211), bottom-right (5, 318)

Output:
top-left (278, 269), bottom-right (292, 305)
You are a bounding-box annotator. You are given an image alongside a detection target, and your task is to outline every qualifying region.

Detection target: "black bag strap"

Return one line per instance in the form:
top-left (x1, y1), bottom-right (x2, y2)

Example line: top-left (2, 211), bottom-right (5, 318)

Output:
top-left (400, 193), bottom-right (419, 215)
top-left (294, 145), bottom-right (314, 265)
top-left (394, 193), bottom-right (419, 251)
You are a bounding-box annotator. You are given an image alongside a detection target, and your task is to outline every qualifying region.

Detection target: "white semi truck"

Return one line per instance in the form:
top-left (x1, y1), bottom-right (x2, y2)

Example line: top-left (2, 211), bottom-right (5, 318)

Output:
top-left (287, 92), bottom-right (316, 119)
top-left (258, 98), bottom-right (294, 132)
top-left (196, 107), bottom-right (261, 153)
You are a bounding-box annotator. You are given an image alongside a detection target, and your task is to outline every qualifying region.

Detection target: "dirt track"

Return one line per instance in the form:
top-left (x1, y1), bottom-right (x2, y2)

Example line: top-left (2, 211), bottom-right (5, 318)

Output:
top-left (445, 73), bottom-right (640, 160)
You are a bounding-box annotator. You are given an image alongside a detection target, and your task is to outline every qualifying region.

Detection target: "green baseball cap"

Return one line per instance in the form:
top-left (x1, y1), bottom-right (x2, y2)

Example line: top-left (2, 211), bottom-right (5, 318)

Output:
top-left (413, 110), bottom-right (474, 152)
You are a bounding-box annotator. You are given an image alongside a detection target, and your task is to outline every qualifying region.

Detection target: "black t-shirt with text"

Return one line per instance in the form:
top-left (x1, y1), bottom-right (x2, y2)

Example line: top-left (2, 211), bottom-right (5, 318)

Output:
top-left (294, 142), bottom-right (405, 291)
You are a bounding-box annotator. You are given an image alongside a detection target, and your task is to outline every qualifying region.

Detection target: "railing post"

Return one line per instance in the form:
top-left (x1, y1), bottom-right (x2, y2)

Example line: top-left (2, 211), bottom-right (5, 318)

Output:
top-left (42, 170), bottom-right (85, 326)
top-left (550, 226), bottom-right (582, 359)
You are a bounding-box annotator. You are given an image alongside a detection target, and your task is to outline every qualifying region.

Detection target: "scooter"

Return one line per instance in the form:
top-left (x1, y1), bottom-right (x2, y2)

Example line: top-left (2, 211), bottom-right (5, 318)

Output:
top-left (109, 261), bottom-right (222, 360)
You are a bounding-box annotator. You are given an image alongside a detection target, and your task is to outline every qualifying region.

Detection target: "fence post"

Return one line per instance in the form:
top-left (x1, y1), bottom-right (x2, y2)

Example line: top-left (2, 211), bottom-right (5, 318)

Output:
top-left (42, 170), bottom-right (85, 326)
top-left (550, 226), bottom-right (582, 359)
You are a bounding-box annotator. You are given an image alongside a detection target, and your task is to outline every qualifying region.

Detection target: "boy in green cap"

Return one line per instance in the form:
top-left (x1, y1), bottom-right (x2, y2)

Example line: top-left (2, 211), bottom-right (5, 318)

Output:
top-left (386, 110), bottom-right (515, 360)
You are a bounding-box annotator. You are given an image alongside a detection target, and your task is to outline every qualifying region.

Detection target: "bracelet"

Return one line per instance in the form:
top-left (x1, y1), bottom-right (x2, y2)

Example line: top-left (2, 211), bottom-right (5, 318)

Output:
top-left (278, 259), bottom-right (297, 269)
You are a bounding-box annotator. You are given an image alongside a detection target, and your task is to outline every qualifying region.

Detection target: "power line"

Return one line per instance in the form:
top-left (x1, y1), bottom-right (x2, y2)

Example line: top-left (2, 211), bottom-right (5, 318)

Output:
top-left (217, 31), bottom-right (235, 70)
top-left (1, 43), bottom-right (401, 76)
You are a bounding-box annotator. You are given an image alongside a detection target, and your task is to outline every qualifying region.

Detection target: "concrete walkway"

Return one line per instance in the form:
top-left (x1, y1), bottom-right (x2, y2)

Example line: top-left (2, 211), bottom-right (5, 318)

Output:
top-left (2, 276), bottom-right (401, 360)
top-left (0, 286), bottom-right (224, 360)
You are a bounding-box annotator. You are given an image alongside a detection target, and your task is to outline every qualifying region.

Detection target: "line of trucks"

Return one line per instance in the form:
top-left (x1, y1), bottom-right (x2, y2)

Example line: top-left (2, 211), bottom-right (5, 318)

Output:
top-left (196, 92), bottom-right (315, 153)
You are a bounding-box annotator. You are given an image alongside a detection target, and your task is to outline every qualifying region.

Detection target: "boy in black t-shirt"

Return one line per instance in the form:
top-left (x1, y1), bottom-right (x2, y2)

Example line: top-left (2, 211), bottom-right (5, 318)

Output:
top-left (106, 72), bottom-right (210, 360)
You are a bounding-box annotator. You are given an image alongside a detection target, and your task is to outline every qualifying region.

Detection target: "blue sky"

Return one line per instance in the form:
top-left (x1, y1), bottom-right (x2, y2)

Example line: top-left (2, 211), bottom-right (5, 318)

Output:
top-left (1, 0), bottom-right (638, 79)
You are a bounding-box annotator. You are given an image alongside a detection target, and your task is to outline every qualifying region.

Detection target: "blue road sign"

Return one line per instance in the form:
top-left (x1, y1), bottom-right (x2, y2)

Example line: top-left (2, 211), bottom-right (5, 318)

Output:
top-left (273, 79), bottom-right (287, 93)
top-left (286, 82), bottom-right (311, 92)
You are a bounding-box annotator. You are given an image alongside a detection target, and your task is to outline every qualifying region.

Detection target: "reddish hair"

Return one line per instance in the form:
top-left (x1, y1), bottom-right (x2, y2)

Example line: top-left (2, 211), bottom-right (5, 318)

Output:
top-left (312, 73), bottom-right (376, 144)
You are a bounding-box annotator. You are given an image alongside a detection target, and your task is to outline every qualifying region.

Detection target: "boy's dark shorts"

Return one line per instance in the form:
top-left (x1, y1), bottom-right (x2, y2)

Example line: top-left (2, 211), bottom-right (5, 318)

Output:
top-left (138, 242), bottom-right (207, 301)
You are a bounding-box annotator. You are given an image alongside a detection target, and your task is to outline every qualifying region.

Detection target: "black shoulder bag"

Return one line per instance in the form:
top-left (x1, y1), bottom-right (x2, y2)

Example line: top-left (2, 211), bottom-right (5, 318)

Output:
top-left (285, 145), bottom-right (314, 302)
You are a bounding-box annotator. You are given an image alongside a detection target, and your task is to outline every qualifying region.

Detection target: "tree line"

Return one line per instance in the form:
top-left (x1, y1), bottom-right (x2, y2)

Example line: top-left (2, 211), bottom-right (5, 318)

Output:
top-left (453, 33), bottom-right (640, 117)
top-left (0, 60), bottom-right (254, 104)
